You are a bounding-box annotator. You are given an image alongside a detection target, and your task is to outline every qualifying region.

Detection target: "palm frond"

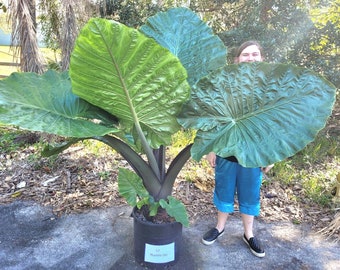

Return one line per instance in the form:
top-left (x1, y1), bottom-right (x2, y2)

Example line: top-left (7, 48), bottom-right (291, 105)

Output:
top-left (9, 0), bottom-right (45, 73)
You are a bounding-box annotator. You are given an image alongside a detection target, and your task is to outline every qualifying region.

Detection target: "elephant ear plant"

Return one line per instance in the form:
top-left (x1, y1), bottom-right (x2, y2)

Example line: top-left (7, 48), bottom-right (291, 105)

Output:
top-left (0, 7), bottom-right (337, 228)
top-left (0, 8), bottom-right (226, 227)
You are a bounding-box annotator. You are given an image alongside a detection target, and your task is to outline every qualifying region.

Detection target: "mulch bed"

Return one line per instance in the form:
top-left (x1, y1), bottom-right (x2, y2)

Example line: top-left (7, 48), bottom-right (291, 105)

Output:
top-left (0, 140), bottom-right (338, 241)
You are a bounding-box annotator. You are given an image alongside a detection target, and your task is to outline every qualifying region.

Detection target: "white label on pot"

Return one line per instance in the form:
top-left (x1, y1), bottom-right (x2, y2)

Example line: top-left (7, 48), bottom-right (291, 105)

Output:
top-left (144, 242), bottom-right (175, 263)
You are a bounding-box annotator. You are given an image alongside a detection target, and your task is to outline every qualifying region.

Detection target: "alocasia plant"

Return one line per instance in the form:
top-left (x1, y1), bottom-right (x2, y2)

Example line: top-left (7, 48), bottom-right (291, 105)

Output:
top-left (0, 8), bottom-right (227, 227)
top-left (0, 7), bottom-right (336, 227)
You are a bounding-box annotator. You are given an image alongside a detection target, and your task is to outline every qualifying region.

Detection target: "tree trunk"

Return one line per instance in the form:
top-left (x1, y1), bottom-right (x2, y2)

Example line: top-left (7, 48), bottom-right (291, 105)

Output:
top-left (9, 0), bottom-right (45, 73)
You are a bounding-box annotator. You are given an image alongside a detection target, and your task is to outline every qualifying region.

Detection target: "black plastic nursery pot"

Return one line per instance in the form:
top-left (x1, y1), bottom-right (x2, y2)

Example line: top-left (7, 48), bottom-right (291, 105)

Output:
top-left (132, 207), bottom-right (183, 269)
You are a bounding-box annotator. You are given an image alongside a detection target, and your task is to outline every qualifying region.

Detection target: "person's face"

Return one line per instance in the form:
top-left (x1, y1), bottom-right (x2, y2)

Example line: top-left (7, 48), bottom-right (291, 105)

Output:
top-left (237, 45), bottom-right (263, 63)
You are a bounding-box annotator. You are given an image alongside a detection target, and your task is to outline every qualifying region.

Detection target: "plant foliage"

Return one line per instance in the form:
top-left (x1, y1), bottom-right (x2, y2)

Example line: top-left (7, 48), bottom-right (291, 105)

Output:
top-left (140, 7), bottom-right (227, 86)
top-left (178, 62), bottom-right (337, 167)
top-left (0, 7), bottom-right (337, 227)
top-left (0, 70), bottom-right (118, 137)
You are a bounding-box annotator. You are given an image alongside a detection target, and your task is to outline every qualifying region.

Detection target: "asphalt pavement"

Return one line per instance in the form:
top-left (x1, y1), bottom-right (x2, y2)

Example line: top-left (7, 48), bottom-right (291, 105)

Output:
top-left (0, 200), bottom-right (339, 270)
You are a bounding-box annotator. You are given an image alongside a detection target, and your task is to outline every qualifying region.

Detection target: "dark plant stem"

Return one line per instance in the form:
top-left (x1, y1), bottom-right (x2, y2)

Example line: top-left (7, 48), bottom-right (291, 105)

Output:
top-left (153, 145), bottom-right (166, 183)
top-left (157, 144), bottom-right (193, 200)
top-left (93, 135), bottom-right (162, 195)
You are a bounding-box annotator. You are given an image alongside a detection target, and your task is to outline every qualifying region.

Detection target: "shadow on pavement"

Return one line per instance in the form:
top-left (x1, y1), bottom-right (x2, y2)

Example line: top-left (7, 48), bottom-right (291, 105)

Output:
top-left (0, 201), bottom-right (339, 270)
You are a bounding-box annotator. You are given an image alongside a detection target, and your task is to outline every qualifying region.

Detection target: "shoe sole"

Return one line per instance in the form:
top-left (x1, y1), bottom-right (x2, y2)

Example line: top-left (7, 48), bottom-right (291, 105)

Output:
top-left (242, 236), bottom-right (265, 258)
top-left (201, 231), bottom-right (224, 246)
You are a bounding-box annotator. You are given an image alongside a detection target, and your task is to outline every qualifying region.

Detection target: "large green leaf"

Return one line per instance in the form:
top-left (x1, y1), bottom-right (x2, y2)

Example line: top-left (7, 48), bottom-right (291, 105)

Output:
top-left (70, 18), bottom-right (190, 149)
top-left (178, 62), bottom-right (336, 167)
top-left (140, 7), bottom-right (227, 86)
top-left (159, 197), bottom-right (189, 227)
top-left (118, 167), bottom-right (150, 207)
top-left (0, 70), bottom-right (118, 137)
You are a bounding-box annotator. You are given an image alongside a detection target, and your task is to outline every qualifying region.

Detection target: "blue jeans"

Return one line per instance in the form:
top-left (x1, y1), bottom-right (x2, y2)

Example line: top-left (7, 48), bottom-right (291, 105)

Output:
top-left (213, 156), bottom-right (262, 216)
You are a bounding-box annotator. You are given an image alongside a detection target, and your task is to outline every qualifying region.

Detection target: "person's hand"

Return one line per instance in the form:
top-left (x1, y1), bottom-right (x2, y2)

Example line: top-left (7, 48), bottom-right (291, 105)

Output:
top-left (261, 164), bottom-right (274, 173)
top-left (206, 152), bottom-right (216, 167)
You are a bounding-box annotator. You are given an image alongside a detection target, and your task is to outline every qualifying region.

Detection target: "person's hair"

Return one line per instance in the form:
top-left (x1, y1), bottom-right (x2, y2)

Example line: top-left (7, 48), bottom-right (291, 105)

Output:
top-left (235, 40), bottom-right (263, 58)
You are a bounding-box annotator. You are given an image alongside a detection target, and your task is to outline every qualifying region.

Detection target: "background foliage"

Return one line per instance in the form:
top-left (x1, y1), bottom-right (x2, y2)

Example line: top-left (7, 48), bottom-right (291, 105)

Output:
top-left (1, 0), bottom-right (339, 88)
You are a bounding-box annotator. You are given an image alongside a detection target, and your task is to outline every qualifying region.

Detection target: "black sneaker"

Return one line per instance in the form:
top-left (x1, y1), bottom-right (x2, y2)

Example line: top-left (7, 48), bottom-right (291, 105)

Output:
top-left (201, 228), bottom-right (224, 245)
top-left (243, 234), bottom-right (265, 257)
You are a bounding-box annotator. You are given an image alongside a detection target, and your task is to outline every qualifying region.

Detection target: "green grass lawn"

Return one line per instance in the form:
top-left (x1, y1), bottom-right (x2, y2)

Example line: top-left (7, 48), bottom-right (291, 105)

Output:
top-left (0, 46), bottom-right (61, 78)
top-left (0, 46), bottom-right (19, 76)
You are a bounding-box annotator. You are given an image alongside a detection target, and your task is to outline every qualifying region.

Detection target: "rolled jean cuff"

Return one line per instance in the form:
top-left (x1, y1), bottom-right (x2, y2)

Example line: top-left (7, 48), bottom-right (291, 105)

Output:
top-left (239, 203), bottom-right (260, 216)
top-left (213, 193), bottom-right (234, 213)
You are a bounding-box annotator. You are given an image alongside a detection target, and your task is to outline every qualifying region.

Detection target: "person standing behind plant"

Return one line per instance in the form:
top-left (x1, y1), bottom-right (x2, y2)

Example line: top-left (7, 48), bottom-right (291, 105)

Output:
top-left (201, 40), bottom-right (274, 258)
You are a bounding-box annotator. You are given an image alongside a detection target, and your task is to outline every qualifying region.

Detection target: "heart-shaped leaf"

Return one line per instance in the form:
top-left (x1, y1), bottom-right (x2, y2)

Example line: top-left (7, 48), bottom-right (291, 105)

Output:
top-left (0, 70), bottom-right (118, 137)
top-left (70, 18), bottom-right (190, 149)
top-left (140, 7), bottom-right (227, 86)
top-left (159, 196), bottom-right (189, 227)
top-left (178, 62), bottom-right (336, 167)
top-left (118, 168), bottom-right (150, 207)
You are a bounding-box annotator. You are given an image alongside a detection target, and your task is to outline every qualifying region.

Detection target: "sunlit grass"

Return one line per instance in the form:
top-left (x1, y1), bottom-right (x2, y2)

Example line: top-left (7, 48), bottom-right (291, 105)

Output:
top-left (0, 125), bottom-right (26, 153)
top-left (269, 133), bottom-right (339, 206)
top-left (0, 46), bottom-right (19, 76)
top-left (0, 45), bottom-right (61, 77)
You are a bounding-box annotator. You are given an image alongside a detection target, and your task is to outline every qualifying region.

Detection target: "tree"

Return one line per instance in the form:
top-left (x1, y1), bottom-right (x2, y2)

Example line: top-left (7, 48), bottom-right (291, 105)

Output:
top-left (215, 0), bottom-right (339, 88)
top-left (5, 0), bottom-right (339, 87)
top-left (307, 0), bottom-right (340, 87)
top-left (8, 0), bottom-right (45, 73)
top-left (98, 0), bottom-right (163, 27)
top-left (39, 0), bottom-right (96, 70)
top-left (37, 0), bottom-right (202, 71)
